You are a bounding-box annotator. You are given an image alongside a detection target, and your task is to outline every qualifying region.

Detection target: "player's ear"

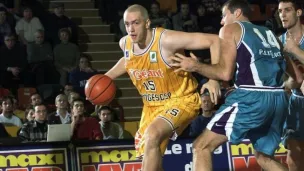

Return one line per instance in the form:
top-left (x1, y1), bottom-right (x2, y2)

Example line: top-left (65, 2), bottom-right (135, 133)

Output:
top-left (146, 19), bottom-right (151, 29)
top-left (296, 9), bottom-right (302, 17)
top-left (234, 8), bottom-right (242, 18)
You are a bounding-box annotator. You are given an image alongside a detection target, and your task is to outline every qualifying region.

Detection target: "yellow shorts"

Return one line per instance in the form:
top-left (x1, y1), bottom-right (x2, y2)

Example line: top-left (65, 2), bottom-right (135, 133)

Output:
top-left (134, 93), bottom-right (201, 158)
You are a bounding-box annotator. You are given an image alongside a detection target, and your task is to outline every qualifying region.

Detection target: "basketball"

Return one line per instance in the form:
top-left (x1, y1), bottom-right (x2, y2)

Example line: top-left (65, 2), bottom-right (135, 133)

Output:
top-left (85, 74), bottom-right (116, 105)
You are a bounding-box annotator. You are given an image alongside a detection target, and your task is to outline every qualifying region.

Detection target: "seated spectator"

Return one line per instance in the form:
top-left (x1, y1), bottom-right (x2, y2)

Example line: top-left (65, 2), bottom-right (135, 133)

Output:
top-left (98, 106), bottom-right (123, 140)
top-left (48, 94), bottom-right (71, 124)
top-left (197, 4), bottom-right (216, 33)
top-left (30, 93), bottom-right (42, 107)
top-left (71, 98), bottom-right (102, 140)
top-left (54, 28), bottom-right (80, 86)
top-left (0, 7), bottom-right (12, 46)
top-left (149, 1), bottom-right (171, 29)
top-left (24, 106), bottom-right (34, 122)
top-left (172, 2), bottom-right (198, 32)
top-left (12, 97), bottom-right (25, 122)
top-left (69, 54), bottom-right (98, 96)
top-left (68, 91), bottom-right (80, 107)
top-left (27, 29), bottom-right (58, 85)
top-left (18, 104), bottom-right (48, 142)
top-left (188, 92), bottom-right (215, 137)
top-left (15, 6), bottom-right (44, 45)
top-left (0, 33), bottom-right (32, 91)
top-left (204, 0), bottom-right (221, 32)
top-left (0, 122), bottom-right (9, 138)
top-left (46, 3), bottom-right (78, 46)
top-left (64, 83), bottom-right (74, 96)
top-left (0, 96), bottom-right (23, 127)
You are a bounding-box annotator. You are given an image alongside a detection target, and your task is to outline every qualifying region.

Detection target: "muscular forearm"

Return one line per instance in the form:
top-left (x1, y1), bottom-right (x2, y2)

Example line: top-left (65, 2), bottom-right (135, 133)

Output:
top-left (194, 63), bottom-right (229, 81)
top-left (105, 57), bottom-right (126, 79)
top-left (210, 38), bottom-right (220, 65)
top-left (291, 46), bottom-right (304, 64)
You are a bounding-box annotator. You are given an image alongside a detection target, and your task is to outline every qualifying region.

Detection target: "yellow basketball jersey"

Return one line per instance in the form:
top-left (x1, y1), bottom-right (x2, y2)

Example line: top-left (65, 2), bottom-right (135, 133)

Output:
top-left (124, 27), bottom-right (199, 106)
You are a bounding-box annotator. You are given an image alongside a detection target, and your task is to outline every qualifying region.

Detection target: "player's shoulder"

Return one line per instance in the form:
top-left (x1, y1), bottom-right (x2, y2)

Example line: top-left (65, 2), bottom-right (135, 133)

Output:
top-left (221, 23), bottom-right (241, 33)
top-left (219, 23), bottom-right (241, 37)
top-left (119, 36), bottom-right (128, 50)
top-left (159, 29), bottom-right (184, 46)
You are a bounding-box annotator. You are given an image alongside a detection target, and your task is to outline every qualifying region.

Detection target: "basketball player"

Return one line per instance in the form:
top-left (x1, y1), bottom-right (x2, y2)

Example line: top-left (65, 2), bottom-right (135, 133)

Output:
top-left (171, 0), bottom-right (302, 170)
top-left (278, 0), bottom-right (304, 170)
top-left (104, 4), bottom-right (221, 171)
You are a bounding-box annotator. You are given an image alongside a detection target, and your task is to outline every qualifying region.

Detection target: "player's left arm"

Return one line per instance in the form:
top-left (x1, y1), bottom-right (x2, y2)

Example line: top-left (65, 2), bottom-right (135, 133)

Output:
top-left (161, 29), bottom-right (221, 63)
top-left (171, 24), bottom-right (237, 81)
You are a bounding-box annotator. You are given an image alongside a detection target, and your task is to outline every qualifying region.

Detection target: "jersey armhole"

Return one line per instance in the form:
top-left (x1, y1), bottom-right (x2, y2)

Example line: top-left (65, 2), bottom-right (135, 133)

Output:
top-left (159, 29), bottom-right (172, 68)
top-left (234, 21), bottom-right (245, 49)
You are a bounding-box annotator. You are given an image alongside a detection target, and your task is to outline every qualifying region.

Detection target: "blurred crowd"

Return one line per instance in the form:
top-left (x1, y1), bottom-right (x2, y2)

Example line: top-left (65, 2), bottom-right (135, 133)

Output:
top-left (0, 0), bottom-right (303, 143)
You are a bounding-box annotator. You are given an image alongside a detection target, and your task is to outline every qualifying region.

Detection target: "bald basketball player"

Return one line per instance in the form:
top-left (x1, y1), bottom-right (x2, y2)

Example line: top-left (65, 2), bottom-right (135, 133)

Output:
top-left (104, 4), bottom-right (220, 171)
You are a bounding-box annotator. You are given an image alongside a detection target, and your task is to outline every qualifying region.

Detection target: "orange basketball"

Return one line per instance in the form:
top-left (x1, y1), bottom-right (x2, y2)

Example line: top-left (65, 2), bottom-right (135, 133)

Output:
top-left (85, 74), bottom-right (116, 105)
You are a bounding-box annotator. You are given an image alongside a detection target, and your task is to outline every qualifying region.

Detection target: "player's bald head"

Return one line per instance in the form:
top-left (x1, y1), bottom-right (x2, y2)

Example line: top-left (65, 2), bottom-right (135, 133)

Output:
top-left (124, 4), bottom-right (149, 21)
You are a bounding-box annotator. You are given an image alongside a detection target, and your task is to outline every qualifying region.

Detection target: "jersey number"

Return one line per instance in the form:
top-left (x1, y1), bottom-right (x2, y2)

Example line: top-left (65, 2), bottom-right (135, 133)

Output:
top-left (143, 80), bottom-right (156, 91)
top-left (253, 28), bottom-right (280, 49)
top-left (167, 108), bottom-right (180, 117)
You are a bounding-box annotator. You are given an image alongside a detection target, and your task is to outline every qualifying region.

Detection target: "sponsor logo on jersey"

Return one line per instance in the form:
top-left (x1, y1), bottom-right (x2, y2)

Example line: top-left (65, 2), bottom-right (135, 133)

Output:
top-left (125, 50), bottom-right (129, 59)
top-left (129, 69), bottom-right (164, 80)
top-left (149, 51), bottom-right (157, 63)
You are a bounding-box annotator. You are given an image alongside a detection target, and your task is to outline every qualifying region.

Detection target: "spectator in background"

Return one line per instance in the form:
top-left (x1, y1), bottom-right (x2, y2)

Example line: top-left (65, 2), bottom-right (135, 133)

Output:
top-left (48, 94), bottom-right (71, 124)
top-left (69, 54), bottom-right (98, 96)
top-left (12, 98), bottom-right (25, 122)
top-left (27, 29), bottom-right (57, 85)
top-left (188, 92), bottom-right (215, 137)
top-left (15, 7), bottom-right (44, 45)
top-left (149, 1), bottom-right (171, 29)
top-left (24, 106), bottom-right (34, 122)
top-left (71, 98), bottom-right (102, 140)
top-left (0, 7), bottom-right (12, 46)
top-left (54, 28), bottom-right (80, 86)
top-left (0, 33), bottom-right (31, 92)
top-left (0, 122), bottom-right (9, 138)
top-left (30, 93), bottom-right (42, 107)
top-left (68, 91), bottom-right (80, 107)
top-left (0, 96), bottom-right (23, 127)
top-left (18, 104), bottom-right (48, 142)
top-left (197, 4), bottom-right (216, 33)
top-left (172, 2), bottom-right (198, 32)
top-left (46, 3), bottom-right (78, 46)
top-left (64, 84), bottom-right (74, 96)
top-left (203, 0), bottom-right (222, 32)
top-left (98, 106), bottom-right (124, 140)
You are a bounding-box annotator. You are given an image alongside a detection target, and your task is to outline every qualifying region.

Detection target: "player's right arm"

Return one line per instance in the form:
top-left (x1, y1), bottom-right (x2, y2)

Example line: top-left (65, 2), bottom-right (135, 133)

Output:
top-left (279, 38), bottom-right (304, 88)
top-left (105, 37), bottom-right (127, 80)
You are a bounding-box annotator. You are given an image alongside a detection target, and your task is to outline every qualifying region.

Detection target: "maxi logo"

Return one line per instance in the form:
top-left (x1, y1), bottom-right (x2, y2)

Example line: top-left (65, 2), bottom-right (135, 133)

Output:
top-left (228, 140), bottom-right (287, 171)
top-left (78, 146), bottom-right (141, 171)
top-left (82, 162), bottom-right (142, 171)
top-left (0, 148), bottom-right (67, 171)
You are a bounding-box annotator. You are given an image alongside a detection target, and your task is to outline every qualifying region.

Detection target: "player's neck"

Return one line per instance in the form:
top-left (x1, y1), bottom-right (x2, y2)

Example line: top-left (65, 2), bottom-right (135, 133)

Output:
top-left (202, 110), bottom-right (213, 118)
top-left (287, 22), bottom-right (303, 38)
top-left (238, 16), bottom-right (250, 23)
top-left (138, 29), bottom-right (153, 49)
